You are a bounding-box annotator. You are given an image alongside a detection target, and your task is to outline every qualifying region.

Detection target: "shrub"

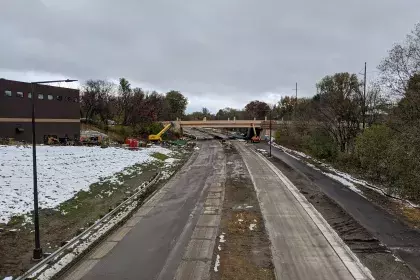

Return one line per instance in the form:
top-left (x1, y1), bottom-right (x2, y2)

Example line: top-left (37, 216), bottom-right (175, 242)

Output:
top-left (355, 125), bottom-right (420, 200)
top-left (275, 123), bottom-right (305, 150)
top-left (304, 129), bottom-right (338, 160)
top-left (355, 125), bottom-right (393, 182)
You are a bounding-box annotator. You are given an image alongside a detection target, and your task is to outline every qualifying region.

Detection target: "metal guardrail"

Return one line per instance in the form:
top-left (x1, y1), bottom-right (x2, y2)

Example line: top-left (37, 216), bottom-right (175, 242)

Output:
top-left (17, 172), bottom-right (161, 280)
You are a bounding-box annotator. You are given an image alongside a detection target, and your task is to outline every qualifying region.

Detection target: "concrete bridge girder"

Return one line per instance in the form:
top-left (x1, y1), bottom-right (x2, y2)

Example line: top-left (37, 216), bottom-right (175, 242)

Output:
top-left (163, 120), bottom-right (282, 136)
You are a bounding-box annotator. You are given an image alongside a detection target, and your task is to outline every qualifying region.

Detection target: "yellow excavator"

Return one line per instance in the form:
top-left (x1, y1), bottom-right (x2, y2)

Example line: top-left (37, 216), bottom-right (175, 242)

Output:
top-left (148, 122), bottom-right (174, 142)
top-left (251, 124), bottom-right (261, 143)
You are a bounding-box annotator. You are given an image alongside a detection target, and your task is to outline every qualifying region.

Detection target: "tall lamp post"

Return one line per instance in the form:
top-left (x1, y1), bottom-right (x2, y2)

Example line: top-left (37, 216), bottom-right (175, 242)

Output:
top-left (31, 79), bottom-right (77, 260)
top-left (269, 107), bottom-right (272, 157)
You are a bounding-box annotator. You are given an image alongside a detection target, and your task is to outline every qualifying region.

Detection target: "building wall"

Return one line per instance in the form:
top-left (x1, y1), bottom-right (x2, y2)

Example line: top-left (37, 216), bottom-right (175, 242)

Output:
top-left (0, 79), bottom-right (80, 143)
top-left (0, 122), bottom-right (80, 143)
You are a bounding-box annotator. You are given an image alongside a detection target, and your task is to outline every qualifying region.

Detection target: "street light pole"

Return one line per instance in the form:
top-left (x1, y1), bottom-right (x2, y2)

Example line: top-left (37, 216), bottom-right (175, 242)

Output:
top-left (30, 79), bottom-right (77, 261)
top-left (31, 82), bottom-right (42, 260)
top-left (269, 108), bottom-right (272, 157)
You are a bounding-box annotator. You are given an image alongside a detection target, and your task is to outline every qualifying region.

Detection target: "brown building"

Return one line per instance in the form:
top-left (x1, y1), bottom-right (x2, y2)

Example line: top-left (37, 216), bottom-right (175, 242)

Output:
top-left (0, 78), bottom-right (80, 143)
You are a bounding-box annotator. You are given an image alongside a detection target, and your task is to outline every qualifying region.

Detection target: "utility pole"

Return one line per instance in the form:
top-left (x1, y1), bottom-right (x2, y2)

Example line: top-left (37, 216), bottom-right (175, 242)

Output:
top-left (294, 82), bottom-right (298, 119)
top-left (363, 62), bottom-right (367, 129)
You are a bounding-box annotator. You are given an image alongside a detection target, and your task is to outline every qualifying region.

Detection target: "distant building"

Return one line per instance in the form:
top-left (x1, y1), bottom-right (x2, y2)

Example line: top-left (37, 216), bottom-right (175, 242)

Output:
top-left (0, 78), bottom-right (80, 143)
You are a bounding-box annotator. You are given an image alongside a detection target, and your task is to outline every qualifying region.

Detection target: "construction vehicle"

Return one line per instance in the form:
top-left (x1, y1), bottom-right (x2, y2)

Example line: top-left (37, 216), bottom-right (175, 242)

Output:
top-left (47, 136), bottom-right (60, 145)
top-left (250, 124), bottom-right (261, 143)
top-left (148, 122), bottom-right (174, 142)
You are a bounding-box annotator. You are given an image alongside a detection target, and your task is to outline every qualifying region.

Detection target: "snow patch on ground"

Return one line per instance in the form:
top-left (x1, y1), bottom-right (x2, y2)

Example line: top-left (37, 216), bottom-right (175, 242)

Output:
top-left (21, 214), bottom-right (33, 227)
top-left (306, 162), bottom-right (321, 171)
top-left (270, 142), bottom-right (420, 208)
top-left (276, 144), bottom-right (365, 195)
top-left (164, 158), bottom-right (177, 164)
top-left (257, 149), bottom-right (268, 154)
top-left (322, 172), bottom-right (363, 195)
top-left (219, 233), bottom-right (226, 243)
top-left (249, 223), bottom-right (256, 231)
top-left (214, 254), bottom-right (220, 272)
top-left (393, 254), bottom-right (404, 263)
top-left (0, 145), bottom-right (170, 224)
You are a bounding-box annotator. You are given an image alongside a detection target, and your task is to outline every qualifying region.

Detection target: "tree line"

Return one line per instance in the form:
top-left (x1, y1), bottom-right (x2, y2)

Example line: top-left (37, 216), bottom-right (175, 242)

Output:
top-left (273, 23), bottom-right (420, 201)
top-left (80, 78), bottom-right (188, 136)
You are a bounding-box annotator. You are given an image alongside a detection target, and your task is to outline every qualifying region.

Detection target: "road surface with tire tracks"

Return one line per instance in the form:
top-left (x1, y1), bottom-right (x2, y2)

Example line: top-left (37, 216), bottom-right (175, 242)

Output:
top-left (60, 140), bottom-right (376, 280)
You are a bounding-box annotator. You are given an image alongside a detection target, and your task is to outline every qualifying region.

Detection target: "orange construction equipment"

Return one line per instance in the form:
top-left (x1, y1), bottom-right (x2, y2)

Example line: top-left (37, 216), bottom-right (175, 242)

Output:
top-left (251, 124), bottom-right (261, 143)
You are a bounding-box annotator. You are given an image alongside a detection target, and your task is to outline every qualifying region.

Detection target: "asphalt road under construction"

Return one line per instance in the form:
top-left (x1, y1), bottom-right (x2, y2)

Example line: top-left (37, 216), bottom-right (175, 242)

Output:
top-left (59, 140), bottom-right (398, 280)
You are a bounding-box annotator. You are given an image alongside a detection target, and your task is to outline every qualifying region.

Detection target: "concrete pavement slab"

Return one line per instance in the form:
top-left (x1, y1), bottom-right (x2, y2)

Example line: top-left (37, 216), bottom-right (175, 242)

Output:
top-left (184, 239), bottom-right (215, 260)
top-left (191, 226), bottom-right (218, 240)
top-left (196, 214), bottom-right (220, 227)
top-left (204, 198), bottom-right (221, 207)
top-left (174, 260), bottom-right (211, 280)
top-left (235, 142), bottom-right (373, 280)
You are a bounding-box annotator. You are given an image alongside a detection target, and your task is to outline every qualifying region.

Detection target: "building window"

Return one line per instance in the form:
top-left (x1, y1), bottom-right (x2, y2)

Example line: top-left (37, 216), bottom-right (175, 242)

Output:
top-left (48, 95), bottom-right (53, 100)
top-left (17, 92), bottom-right (24, 98)
top-left (5, 90), bottom-right (12, 97)
top-left (65, 96), bottom-right (72, 102)
top-left (74, 97), bottom-right (79, 103)
top-left (38, 93), bottom-right (44, 100)
top-left (56, 95), bottom-right (63, 101)
top-left (28, 93), bottom-right (32, 98)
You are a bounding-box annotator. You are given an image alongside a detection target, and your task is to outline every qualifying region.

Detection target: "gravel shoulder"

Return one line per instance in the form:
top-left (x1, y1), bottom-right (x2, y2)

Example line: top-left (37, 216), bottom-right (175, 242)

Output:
top-left (255, 142), bottom-right (420, 279)
top-left (210, 141), bottom-right (275, 280)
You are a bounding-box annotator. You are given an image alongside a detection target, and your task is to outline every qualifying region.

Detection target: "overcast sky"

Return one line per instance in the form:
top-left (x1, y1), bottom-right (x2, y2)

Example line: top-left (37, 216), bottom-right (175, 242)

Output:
top-left (1, 0), bottom-right (419, 113)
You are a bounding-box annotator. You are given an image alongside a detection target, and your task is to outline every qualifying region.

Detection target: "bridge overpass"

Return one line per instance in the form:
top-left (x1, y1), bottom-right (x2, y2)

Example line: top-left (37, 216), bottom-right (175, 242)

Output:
top-left (163, 119), bottom-right (285, 138)
top-left (164, 119), bottom-right (281, 129)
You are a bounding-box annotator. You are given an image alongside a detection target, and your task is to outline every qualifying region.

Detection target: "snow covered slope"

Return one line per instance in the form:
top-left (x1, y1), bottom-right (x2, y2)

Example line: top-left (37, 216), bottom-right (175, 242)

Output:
top-left (0, 145), bottom-right (170, 224)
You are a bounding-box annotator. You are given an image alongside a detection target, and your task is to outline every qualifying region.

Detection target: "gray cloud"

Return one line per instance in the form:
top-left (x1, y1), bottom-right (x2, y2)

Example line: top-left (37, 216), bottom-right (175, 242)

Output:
top-left (1, 0), bottom-right (420, 112)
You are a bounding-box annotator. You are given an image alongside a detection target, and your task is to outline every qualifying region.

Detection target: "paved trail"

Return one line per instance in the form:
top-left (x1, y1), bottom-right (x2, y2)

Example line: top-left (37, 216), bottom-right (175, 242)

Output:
top-left (256, 142), bottom-right (420, 276)
top-left (61, 141), bottom-right (225, 280)
top-left (235, 142), bottom-right (373, 280)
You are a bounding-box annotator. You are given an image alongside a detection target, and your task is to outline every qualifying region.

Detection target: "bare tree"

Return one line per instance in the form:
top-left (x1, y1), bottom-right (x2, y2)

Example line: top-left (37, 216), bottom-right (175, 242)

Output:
top-left (96, 81), bottom-right (115, 129)
top-left (314, 73), bottom-right (361, 152)
top-left (378, 23), bottom-right (420, 96)
top-left (81, 80), bottom-right (100, 121)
